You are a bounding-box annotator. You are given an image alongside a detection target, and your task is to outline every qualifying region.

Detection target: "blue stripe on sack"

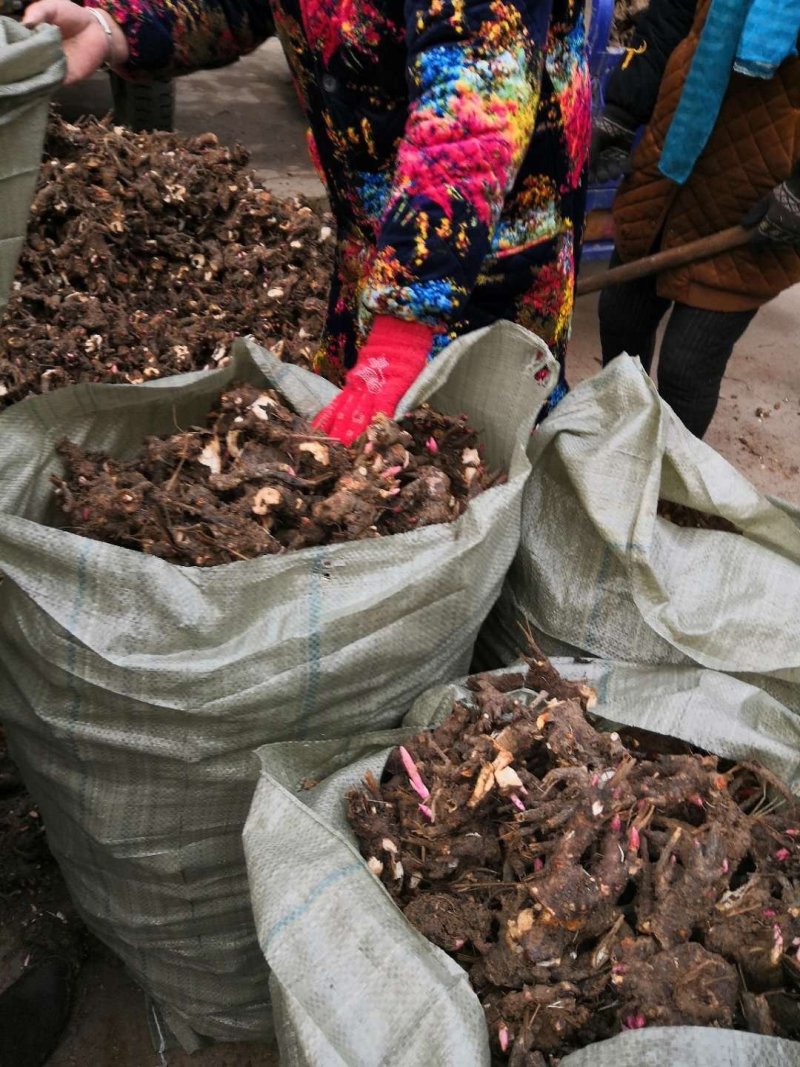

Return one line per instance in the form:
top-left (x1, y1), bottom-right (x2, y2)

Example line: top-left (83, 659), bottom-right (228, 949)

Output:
top-left (266, 862), bottom-right (363, 946)
top-left (300, 548), bottom-right (325, 737)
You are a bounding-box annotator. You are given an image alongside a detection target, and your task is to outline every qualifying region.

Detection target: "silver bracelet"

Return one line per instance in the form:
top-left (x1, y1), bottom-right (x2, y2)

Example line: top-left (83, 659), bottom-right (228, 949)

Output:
top-left (86, 7), bottom-right (115, 70)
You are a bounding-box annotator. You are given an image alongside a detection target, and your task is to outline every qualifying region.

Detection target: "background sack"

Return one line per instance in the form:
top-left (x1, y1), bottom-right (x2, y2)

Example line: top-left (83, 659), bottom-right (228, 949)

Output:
top-left (478, 356), bottom-right (800, 714)
top-left (0, 18), bottom-right (64, 314)
top-left (0, 322), bottom-right (555, 1046)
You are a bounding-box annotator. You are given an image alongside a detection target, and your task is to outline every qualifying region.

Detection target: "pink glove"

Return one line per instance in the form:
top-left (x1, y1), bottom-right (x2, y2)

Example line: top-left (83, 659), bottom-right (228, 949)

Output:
top-left (313, 316), bottom-right (435, 446)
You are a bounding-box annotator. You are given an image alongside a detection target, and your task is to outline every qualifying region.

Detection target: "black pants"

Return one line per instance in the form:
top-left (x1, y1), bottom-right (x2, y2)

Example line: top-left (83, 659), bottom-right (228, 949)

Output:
top-left (598, 252), bottom-right (757, 437)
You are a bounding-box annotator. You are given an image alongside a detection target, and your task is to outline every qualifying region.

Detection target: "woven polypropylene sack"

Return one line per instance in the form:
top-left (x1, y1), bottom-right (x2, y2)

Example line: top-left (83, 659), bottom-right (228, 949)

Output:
top-left (0, 322), bottom-right (556, 1047)
top-left (0, 18), bottom-right (64, 315)
top-left (478, 356), bottom-right (800, 710)
top-left (243, 659), bottom-right (800, 1066)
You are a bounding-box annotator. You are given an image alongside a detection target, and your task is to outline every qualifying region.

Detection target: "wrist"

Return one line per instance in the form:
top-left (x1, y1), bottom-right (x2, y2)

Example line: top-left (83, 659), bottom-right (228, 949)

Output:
top-left (85, 4), bottom-right (129, 67)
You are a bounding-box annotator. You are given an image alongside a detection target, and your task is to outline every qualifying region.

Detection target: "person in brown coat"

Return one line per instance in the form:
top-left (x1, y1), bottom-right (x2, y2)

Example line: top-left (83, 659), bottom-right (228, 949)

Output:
top-left (590, 0), bottom-right (800, 437)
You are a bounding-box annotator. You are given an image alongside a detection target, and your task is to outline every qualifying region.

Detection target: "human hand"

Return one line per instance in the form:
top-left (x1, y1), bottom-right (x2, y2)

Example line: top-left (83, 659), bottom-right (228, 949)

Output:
top-left (313, 316), bottom-right (434, 446)
top-left (742, 178), bottom-right (800, 247)
top-left (22, 0), bottom-right (128, 84)
top-left (589, 106), bottom-right (637, 184)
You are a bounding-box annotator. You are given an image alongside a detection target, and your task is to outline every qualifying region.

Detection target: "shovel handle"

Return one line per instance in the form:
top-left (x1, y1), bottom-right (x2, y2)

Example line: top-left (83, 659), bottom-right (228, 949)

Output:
top-left (576, 225), bottom-right (754, 296)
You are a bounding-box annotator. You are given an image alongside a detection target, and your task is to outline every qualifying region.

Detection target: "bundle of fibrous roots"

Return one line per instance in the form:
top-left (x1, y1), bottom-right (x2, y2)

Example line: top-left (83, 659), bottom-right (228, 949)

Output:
top-left (51, 383), bottom-right (502, 566)
top-left (348, 647), bottom-right (800, 1065)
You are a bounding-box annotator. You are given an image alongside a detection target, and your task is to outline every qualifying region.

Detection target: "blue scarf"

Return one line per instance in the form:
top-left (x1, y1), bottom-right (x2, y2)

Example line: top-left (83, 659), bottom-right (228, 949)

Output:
top-left (659, 0), bottom-right (800, 184)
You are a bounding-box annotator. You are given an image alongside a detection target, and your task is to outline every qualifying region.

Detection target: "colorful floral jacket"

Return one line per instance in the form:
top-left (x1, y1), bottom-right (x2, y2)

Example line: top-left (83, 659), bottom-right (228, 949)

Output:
top-left (97, 0), bottom-right (589, 377)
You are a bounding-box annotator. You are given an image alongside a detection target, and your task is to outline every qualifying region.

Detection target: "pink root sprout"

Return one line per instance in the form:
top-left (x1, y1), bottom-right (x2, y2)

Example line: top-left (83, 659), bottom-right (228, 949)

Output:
top-left (498, 1026), bottom-right (510, 1052)
top-left (627, 825), bottom-right (640, 853)
top-left (622, 1013), bottom-right (646, 1030)
top-left (399, 746), bottom-right (430, 800)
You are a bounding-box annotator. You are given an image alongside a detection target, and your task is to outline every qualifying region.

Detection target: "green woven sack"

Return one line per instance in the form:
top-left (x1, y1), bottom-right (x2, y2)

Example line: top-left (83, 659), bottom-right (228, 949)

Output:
top-left (0, 18), bottom-right (64, 318)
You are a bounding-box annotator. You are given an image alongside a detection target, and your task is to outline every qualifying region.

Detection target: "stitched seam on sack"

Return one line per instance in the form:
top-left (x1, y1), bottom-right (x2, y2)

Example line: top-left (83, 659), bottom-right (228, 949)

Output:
top-left (300, 549), bottom-right (325, 737)
top-left (265, 862), bottom-right (362, 945)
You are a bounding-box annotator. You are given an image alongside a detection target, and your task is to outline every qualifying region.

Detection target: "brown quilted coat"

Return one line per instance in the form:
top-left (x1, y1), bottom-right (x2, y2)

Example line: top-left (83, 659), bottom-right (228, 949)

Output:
top-left (613, 0), bottom-right (800, 311)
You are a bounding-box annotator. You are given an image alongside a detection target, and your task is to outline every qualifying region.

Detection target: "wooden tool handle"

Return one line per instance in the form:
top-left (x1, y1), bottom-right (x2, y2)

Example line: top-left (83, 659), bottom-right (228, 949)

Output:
top-left (576, 225), bottom-right (754, 296)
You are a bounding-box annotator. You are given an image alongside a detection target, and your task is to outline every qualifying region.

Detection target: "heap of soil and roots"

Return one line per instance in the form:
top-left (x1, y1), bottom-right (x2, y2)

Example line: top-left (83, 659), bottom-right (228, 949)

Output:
top-left (0, 114), bottom-right (333, 411)
top-left (348, 646), bottom-right (800, 1066)
top-left (51, 384), bottom-right (501, 566)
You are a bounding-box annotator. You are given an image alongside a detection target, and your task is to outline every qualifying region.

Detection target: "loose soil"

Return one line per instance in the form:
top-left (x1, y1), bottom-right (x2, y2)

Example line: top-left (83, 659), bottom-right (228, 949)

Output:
top-left (52, 385), bottom-right (500, 565)
top-left (0, 113), bottom-right (334, 411)
top-left (348, 646), bottom-right (800, 1066)
top-left (0, 727), bottom-right (87, 999)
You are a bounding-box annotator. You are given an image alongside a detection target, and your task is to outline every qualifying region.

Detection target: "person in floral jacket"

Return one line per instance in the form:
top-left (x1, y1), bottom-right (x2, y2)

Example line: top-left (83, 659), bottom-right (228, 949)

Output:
top-left (26, 0), bottom-right (590, 443)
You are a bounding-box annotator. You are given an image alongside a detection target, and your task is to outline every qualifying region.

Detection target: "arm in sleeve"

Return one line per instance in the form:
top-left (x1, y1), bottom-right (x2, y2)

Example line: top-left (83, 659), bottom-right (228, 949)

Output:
top-left (89, 0), bottom-right (274, 78)
top-left (604, 0), bottom-right (698, 127)
top-left (362, 0), bottom-right (554, 325)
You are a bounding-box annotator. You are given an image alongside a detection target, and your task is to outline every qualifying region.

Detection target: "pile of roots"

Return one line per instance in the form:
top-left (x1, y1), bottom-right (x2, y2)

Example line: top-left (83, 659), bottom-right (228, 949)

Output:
top-left (0, 115), bottom-right (333, 410)
top-left (51, 384), bottom-right (501, 566)
top-left (348, 648), bottom-right (800, 1065)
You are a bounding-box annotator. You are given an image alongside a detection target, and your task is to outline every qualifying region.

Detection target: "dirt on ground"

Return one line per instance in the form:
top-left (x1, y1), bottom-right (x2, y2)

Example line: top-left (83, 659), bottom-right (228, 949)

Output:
top-left (0, 730), bottom-right (87, 1000)
top-left (0, 729), bottom-right (280, 1067)
top-left (348, 647), bottom-right (800, 1066)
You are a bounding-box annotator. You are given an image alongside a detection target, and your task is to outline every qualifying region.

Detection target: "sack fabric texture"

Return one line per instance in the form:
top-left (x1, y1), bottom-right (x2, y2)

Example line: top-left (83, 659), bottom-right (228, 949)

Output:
top-left (0, 18), bottom-right (64, 315)
top-left (0, 322), bottom-right (556, 1047)
top-left (244, 660), bottom-right (800, 1066)
top-left (478, 356), bottom-right (800, 715)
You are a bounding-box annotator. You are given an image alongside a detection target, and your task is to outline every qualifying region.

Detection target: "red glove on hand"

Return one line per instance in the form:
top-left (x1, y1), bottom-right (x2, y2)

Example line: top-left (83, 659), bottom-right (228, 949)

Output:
top-left (313, 316), bottom-right (434, 446)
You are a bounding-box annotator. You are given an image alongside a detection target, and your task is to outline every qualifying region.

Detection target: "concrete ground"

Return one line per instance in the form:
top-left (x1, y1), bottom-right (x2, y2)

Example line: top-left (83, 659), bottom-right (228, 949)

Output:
top-left (38, 35), bottom-right (800, 1067)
